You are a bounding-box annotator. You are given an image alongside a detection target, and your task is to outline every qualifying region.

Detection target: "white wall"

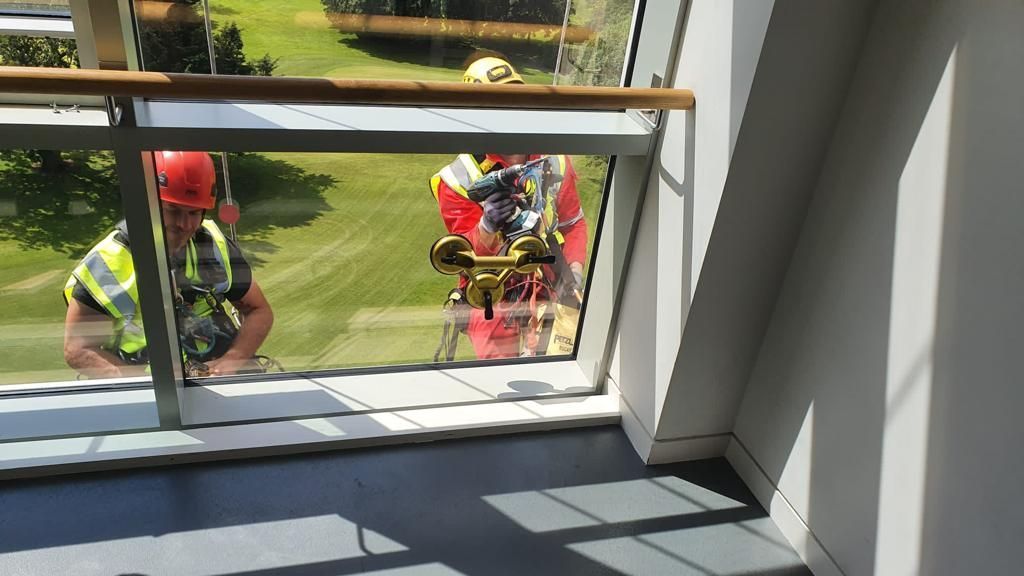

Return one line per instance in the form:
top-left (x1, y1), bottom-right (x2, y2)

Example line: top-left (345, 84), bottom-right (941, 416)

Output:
top-left (730, 1), bottom-right (1024, 575)
top-left (612, 0), bottom-right (775, 459)
top-left (613, 0), bottom-right (878, 462)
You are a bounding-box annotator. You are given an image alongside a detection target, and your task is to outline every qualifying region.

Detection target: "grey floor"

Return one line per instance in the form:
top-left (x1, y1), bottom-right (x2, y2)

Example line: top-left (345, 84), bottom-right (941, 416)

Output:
top-left (0, 426), bottom-right (810, 576)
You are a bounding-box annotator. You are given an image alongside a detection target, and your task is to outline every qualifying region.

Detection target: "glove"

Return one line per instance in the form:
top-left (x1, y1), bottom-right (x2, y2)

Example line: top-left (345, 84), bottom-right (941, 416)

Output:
top-left (570, 262), bottom-right (584, 289)
top-left (573, 269), bottom-right (584, 289)
top-left (480, 194), bottom-right (517, 233)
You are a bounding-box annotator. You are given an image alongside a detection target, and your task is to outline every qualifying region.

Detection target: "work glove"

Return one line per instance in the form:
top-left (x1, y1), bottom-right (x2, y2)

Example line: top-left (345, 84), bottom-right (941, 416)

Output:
top-left (573, 269), bottom-right (584, 289)
top-left (480, 194), bottom-right (517, 233)
top-left (570, 262), bottom-right (584, 289)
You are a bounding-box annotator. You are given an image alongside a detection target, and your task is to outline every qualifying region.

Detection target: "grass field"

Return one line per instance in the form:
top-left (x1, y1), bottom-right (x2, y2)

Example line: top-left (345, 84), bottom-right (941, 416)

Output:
top-left (0, 1), bottom-right (607, 384)
top-left (210, 0), bottom-right (556, 83)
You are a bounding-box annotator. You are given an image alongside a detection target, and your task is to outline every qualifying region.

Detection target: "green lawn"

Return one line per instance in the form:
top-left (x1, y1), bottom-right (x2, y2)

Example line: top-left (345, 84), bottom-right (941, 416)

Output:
top-left (0, 2), bottom-right (607, 384)
top-left (210, 0), bottom-right (556, 83)
top-left (230, 152), bottom-right (604, 371)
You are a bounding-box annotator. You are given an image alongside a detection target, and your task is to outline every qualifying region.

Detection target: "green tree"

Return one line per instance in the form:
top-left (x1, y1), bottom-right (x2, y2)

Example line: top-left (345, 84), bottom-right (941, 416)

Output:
top-left (321, 0), bottom-right (568, 71)
top-left (0, 36), bottom-right (78, 68)
top-left (135, 0), bottom-right (277, 76)
top-left (321, 0), bottom-right (565, 24)
top-left (564, 0), bottom-right (632, 87)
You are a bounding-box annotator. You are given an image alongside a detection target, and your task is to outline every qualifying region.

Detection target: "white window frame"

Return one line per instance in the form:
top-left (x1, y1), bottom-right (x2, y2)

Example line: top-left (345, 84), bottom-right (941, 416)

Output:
top-left (0, 0), bottom-right (691, 476)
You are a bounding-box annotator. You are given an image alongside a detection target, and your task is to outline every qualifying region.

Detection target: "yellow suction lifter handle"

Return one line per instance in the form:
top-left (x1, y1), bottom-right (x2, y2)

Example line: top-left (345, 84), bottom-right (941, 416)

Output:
top-left (430, 234), bottom-right (553, 320)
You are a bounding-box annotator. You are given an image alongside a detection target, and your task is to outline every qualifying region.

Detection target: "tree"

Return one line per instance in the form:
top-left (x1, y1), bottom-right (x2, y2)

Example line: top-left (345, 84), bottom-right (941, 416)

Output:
top-left (321, 0), bottom-right (568, 70)
top-left (136, 0), bottom-right (277, 76)
top-left (321, 0), bottom-right (565, 25)
top-left (0, 36), bottom-right (78, 68)
top-left (563, 0), bottom-right (632, 87)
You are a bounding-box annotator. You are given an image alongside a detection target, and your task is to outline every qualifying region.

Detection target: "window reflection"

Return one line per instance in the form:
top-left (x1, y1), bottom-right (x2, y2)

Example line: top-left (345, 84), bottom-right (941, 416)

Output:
top-left (134, 0), bottom-right (634, 87)
top-left (0, 150), bottom-right (121, 386)
top-left (163, 150), bottom-right (605, 374)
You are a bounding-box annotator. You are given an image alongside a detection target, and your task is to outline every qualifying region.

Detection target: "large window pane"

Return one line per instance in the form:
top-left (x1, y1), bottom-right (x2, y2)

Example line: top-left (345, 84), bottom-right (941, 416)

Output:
top-left (134, 0), bottom-right (634, 87)
top-left (148, 151), bottom-right (607, 378)
top-left (0, 149), bottom-right (142, 386)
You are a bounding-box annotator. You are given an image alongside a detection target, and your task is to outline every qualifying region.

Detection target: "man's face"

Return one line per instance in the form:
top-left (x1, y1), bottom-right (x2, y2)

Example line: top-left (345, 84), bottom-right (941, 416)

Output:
top-left (161, 201), bottom-right (203, 254)
top-left (501, 154), bottom-right (528, 166)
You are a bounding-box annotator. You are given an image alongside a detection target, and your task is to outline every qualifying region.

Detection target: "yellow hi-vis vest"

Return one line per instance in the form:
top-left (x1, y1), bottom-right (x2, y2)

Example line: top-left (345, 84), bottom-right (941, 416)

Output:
top-left (63, 219), bottom-right (234, 359)
top-left (429, 154), bottom-right (569, 245)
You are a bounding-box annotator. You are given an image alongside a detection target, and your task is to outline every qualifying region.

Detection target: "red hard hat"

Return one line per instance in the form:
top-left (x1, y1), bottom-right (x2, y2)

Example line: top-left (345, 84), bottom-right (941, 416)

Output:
top-left (154, 151), bottom-right (216, 210)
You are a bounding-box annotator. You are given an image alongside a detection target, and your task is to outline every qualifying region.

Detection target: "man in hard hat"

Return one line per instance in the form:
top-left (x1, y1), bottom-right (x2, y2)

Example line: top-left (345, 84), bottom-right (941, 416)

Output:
top-left (430, 56), bottom-right (588, 360)
top-left (63, 151), bottom-right (273, 378)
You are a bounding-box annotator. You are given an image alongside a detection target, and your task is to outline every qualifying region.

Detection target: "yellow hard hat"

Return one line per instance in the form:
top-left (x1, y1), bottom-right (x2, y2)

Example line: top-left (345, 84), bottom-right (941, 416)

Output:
top-left (463, 57), bottom-right (524, 84)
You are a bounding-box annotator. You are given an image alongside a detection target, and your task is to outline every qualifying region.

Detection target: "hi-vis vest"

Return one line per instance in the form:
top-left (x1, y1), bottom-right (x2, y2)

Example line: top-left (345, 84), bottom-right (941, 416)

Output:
top-left (429, 154), bottom-right (575, 245)
top-left (63, 220), bottom-right (234, 359)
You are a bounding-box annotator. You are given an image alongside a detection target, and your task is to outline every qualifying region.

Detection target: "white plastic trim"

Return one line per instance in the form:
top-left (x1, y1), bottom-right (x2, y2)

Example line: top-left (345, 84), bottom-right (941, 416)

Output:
top-left (128, 101), bottom-right (654, 155)
top-left (0, 104), bottom-right (110, 148)
top-left (726, 437), bottom-right (846, 576)
top-left (182, 361), bottom-right (595, 426)
top-left (0, 15), bottom-right (74, 38)
top-left (0, 393), bottom-right (619, 480)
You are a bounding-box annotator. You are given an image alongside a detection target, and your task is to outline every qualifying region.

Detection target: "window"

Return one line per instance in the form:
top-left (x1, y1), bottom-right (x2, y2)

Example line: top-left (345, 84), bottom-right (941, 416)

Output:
top-left (0, 0), bottom-right (688, 450)
top-left (133, 0), bottom-right (635, 87)
top-left (0, 149), bottom-right (146, 387)
top-left (150, 151), bottom-right (607, 379)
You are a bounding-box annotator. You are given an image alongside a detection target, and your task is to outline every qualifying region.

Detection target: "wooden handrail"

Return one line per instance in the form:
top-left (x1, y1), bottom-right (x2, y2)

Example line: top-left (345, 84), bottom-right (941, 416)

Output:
top-left (0, 67), bottom-right (695, 111)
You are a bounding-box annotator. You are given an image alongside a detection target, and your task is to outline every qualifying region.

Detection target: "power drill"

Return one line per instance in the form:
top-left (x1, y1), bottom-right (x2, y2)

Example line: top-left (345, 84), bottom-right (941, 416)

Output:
top-left (465, 158), bottom-right (545, 203)
top-left (466, 158), bottom-right (548, 237)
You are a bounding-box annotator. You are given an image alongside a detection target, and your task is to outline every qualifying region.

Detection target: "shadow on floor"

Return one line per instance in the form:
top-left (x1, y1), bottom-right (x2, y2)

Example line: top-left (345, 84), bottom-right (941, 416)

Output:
top-left (0, 426), bottom-right (809, 576)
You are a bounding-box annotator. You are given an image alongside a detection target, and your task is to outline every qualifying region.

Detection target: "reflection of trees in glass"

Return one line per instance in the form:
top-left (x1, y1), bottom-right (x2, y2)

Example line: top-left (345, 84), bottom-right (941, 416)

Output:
top-left (134, 0), bottom-right (278, 75)
top-left (0, 36), bottom-right (77, 68)
top-left (321, 0), bottom-right (568, 72)
top-left (564, 0), bottom-right (632, 86)
top-left (321, 0), bottom-right (566, 23)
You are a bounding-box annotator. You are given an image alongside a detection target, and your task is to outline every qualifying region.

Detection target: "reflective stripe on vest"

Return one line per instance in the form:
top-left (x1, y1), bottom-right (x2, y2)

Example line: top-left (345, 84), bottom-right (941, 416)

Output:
top-left (540, 155), bottom-right (567, 244)
top-left (190, 220), bottom-right (233, 294)
top-left (430, 154), bottom-right (486, 201)
top-left (429, 154), bottom-right (567, 201)
top-left (63, 230), bottom-right (146, 354)
top-left (430, 154), bottom-right (570, 244)
top-left (63, 219), bottom-right (233, 357)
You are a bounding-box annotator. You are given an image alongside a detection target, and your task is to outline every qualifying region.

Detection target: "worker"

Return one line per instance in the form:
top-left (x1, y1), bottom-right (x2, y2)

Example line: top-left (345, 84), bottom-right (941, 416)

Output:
top-left (430, 57), bottom-right (588, 360)
top-left (63, 151), bottom-right (273, 378)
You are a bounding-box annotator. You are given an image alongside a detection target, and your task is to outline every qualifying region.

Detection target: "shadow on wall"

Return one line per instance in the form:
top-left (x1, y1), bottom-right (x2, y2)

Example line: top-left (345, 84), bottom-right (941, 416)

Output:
top-left (734, 0), bottom-right (1022, 574)
top-left (921, 2), bottom-right (1024, 574)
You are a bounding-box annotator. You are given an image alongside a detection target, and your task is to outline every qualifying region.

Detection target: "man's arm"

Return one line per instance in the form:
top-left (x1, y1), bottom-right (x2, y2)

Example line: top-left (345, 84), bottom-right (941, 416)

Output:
top-left (554, 160), bottom-right (589, 284)
top-left (204, 280), bottom-right (274, 376)
top-left (64, 298), bottom-right (130, 379)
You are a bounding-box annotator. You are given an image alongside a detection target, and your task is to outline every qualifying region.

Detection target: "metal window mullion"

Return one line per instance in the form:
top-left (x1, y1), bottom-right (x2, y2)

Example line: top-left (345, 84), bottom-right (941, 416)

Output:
top-left (574, 0), bottom-right (689, 388)
top-left (102, 0), bottom-right (184, 429)
top-left (112, 139), bottom-right (185, 428)
top-left (67, 0), bottom-right (98, 69)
